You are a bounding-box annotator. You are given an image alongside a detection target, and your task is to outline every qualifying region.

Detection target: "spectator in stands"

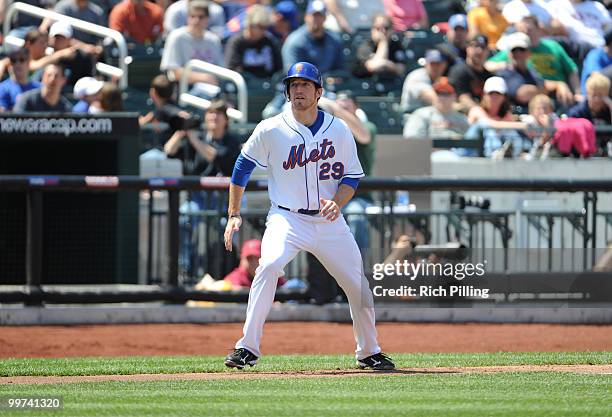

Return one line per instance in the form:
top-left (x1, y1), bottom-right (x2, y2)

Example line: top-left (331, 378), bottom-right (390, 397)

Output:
top-left (323, 0), bottom-right (385, 34)
top-left (22, 29), bottom-right (80, 78)
top-left (270, 1), bottom-right (299, 44)
top-left (0, 49), bottom-right (41, 112)
top-left (352, 13), bottom-right (406, 79)
top-left (13, 63), bottom-right (72, 112)
top-left (223, 239), bottom-right (287, 289)
top-left (581, 29), bottom-right (612, 96)
top-left (48, 22), bottom-right (100, 86)
top-left (437, 14), bottom-right (469, 68)
top-left (224, 5), bottom-right (283, 79)
top-left (382, 0), bottom-right (428, 32)
top-left (161, 0), bottom-right (223, 95)
top-left (222, 0), bottom-right (267, 39)
top-left (546, 0), bottom-right (612, 49)
top-left (494, 32), bottom-right (547, 107)
top-left (165, 99), bottom-right (241, 277)
top-left (448, 34), bottom-right (493, 112)
top-left (139, 74), bottom-right (194, 136)
top-left (164, 0), bottom-right (226, 38)
top-left (54, 0), bottom-right (106, 44)
top-left (164, 99), bottom-right (241, 178)
top-left (487, 16), bottom-right (580, 107)
top-left (466, 76), bottom-right (532, 158)
top-left (223, 239), bottom-right (262, 289)
top-left (89, 82), bottom-right (124, 112)
top-left (72, 76), bottom-right (104, 112)
top-left (282, 0), bottom-right (345, 73)
top-left (109, 0), bottom-right (164, 45)
top-left (404, 77), bottom-right (469, 140)
top-left (400, 49), bottom-right (448, 113)
top-left (467, 0), bottom-right (509, 49)
top-left (568, 72), bottom-right (612, 126)
top-left (501, 0), bottom-right (553, 28)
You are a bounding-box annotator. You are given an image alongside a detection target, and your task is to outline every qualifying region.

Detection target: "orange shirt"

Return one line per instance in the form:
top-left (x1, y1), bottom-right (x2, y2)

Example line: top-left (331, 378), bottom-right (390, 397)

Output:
top-left (109, 0), bottom-right (164, 44)
top-left (467, 7), bottom-right (508, 49)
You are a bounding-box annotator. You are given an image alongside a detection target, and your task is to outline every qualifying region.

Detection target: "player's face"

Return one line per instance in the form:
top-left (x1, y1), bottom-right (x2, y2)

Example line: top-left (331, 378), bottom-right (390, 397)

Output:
top-left (288, 78), bottom-right (321, 110)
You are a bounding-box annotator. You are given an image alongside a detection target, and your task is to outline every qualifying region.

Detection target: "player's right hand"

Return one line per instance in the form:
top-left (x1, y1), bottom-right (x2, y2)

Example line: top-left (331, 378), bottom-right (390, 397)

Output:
top-left (224, 216), bottom-right (242, 251)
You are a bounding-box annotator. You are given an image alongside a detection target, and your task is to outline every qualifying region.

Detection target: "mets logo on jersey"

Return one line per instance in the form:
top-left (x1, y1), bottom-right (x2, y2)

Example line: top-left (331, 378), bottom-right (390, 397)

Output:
top-left (282, 138), bottom-right (345, 180)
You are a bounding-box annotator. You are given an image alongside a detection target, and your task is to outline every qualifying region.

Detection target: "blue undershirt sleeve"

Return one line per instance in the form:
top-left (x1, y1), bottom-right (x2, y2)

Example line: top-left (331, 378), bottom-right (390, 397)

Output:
top-left (231, 154), bottom-right (256, 187)
top-left (340, 177), bottom-right (359, 191)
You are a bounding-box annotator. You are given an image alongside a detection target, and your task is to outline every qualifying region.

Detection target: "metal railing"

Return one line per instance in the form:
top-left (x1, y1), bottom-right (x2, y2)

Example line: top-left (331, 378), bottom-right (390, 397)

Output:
top-left (1, 175), bottom-right (612, 304)
top-left (178, 60), bottom-right (248, 123)
top-left (3, 2), bottom-right (130, 89)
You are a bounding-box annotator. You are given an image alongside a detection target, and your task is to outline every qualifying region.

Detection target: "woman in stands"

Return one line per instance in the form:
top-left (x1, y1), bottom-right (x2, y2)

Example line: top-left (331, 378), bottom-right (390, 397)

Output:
top-left (465, 76), bottom-right (531, 158)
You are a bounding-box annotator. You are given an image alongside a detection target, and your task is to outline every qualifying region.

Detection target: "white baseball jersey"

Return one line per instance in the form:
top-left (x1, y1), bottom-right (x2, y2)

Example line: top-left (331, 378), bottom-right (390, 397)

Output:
top-left (241, 107), bottom-right (365, 210)
top-left (233, 106), bottom-right (381, 361)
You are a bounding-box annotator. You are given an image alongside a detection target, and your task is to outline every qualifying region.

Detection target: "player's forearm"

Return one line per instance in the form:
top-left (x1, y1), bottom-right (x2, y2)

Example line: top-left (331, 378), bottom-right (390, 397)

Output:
top-left (228, 183), bottom-right (244, 216)
top-left (332, 184), bottom-right (356, 209)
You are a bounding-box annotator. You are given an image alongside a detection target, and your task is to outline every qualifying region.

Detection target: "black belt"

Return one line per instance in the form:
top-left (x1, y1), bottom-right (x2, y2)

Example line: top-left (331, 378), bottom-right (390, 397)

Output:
top-left (278, 205), bottom-right (319, 216)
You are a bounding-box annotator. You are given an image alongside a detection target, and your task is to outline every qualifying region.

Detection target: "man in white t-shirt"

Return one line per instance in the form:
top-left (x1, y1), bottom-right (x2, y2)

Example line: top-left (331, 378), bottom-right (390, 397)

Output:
top-left (546, 0), bottom-right (612, 48)
top-left (160, 0), bottom-right (224, 87)
top-left (163, 0), bottom-right (226, 37)
top-left (502, 0), bottom-right (552, 27)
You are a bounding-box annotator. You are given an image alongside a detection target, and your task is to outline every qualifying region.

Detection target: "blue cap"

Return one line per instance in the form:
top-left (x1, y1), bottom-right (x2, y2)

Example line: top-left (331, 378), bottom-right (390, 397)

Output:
top-left (448, 14), bottom-right (468, 29)
top-left (283, 62), bottom-right (323, 88)
top-left (425, 49), bottom-right (445, 63)
top-left (306, 0), bottom-right (326, 15)
top-left (275, 1), bottom-right (299, 30)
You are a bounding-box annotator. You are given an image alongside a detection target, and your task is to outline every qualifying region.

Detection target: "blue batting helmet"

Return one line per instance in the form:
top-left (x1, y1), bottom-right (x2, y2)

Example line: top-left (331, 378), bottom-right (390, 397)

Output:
top-left (282, 62), bottom-right (323, 88)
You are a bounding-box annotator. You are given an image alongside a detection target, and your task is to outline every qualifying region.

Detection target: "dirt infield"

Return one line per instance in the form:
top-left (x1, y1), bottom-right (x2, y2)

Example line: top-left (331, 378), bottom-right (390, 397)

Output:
top-left (2, 365), bottom-right (612, 385)
top-left (2, 322), bottom-right (611, 358)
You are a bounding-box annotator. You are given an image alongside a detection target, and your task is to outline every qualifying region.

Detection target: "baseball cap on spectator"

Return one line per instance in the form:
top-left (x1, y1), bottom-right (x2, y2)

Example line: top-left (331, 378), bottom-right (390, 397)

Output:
top-left (506, 32), bottom-right (531, 51)
top-left (73, 76), bottom-right (104, 99)
top-left (433, 77), bottom-right (455, 95)
top-left (425, 49), bottom-right (446, 63)
top-left (306, 0), bottom-right (326, 15)
top-left (604, 28), bottom-right (612, 46)
top-left (241, 239), bottom-right (261, 258)
top-left (484, 76), bottom-right (507, 94)
top-left (49, 21), bottom-right (73, 38)
top-left (468, 34), bottom-right (488, 47)
top-left (275, 1), bottom-right (299, 30)
top-left (448, 14), bottom-right (468, 30)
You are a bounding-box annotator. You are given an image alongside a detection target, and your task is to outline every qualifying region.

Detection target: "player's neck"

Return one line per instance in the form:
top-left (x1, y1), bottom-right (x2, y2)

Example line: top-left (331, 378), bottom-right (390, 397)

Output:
top-left (292, 106), bottom-right (318, 127)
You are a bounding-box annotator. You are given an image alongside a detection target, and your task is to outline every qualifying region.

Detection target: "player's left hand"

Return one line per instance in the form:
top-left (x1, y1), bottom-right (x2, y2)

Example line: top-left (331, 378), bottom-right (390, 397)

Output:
top-left (320, 198), bottom-right (341, 221)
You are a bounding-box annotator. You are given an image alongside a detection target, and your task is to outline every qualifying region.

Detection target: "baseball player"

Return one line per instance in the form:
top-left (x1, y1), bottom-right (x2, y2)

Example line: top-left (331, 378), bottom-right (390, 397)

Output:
top-left (223, 62), bottom-right (395, 371)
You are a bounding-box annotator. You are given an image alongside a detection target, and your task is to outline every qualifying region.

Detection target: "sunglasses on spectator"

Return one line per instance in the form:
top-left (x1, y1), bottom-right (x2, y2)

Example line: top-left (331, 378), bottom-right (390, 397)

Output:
top-left (511, 47), bottom-right (528, 53)
top-left (10, 57), bottom-right (27, 64)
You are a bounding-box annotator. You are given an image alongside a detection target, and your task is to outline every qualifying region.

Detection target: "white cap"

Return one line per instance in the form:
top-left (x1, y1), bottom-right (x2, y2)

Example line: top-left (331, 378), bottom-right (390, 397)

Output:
top-left (483, 76), bottom-right (507, 94)
top-left (73, 77), bottom-right (104, 99)
top-left (49, 21), bottom-right (73, 38)
top-left (506, 32), bottom-right (531, 51)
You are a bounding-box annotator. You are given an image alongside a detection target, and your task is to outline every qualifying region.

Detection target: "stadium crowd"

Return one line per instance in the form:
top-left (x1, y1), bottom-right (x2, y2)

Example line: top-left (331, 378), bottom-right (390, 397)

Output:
top-left (0, 0), bottom-right (611, 161)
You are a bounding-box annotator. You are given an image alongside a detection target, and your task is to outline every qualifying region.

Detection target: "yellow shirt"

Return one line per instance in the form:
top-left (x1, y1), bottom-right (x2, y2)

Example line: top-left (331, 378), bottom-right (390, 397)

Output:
top-left (467, 7), bottom-right (509, 49)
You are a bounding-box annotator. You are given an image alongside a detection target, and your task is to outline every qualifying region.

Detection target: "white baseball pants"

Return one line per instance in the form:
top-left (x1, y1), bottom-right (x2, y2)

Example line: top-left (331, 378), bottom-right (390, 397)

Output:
top-left (235, 206), bottom-right (381, 360)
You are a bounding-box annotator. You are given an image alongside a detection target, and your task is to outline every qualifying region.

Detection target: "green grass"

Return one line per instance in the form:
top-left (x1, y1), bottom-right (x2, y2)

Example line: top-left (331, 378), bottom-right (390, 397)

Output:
top-left (0, 352), bottom-right (610, 417)
top-left (0, 351), bottom-right (610, 377)
top-left (0, 372), bottom-right (610, 417)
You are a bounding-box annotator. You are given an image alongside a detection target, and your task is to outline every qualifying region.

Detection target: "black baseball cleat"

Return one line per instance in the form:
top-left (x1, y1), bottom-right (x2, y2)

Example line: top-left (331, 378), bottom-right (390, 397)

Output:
top-left (225, 348), bottom-right (258, 369)
top-left (357, 352), bottom-right (396, 370)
